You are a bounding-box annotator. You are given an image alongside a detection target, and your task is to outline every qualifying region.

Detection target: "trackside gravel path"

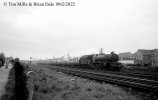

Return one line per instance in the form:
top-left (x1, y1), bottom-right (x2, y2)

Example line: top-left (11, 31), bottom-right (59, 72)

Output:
top-left (0, 64), bottom-right (12, 98)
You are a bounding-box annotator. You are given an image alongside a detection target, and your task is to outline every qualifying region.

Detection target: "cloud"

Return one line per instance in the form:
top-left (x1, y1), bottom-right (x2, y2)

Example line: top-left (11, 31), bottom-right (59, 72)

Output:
top-left (0, 0), bottom-right (158, 59)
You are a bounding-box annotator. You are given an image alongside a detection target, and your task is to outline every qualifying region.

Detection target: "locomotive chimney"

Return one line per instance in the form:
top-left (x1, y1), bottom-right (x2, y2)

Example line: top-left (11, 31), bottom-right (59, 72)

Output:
top-left (99, 48), bottom-right (104, 54)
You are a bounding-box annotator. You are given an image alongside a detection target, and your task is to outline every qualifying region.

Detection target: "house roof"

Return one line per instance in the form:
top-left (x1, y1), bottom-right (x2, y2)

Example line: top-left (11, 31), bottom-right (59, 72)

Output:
top-left (118, 52), bottom-right (132, 58)
top-left (137, 49), bottom-right (158, 55)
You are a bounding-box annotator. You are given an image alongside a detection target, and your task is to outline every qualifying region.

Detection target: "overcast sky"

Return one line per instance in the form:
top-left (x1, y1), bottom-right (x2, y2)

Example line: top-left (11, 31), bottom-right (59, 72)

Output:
top-left (0, 0), bottom-right (158, 60)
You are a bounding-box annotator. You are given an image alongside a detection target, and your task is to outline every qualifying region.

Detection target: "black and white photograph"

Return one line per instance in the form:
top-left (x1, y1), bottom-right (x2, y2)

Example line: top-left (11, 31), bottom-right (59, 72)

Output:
top-left (0, 0), bottom-right (158, 100)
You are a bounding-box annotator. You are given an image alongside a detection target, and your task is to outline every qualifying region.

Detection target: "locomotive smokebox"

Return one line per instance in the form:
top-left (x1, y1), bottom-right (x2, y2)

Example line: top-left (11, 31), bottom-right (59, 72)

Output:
top-left (110, 54), bottom-right (119, 62)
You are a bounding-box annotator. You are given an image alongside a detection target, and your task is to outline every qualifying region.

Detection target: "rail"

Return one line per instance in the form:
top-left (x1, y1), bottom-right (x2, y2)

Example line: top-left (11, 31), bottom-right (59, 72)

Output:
top-left (47, 66), bottom-right (158, 93)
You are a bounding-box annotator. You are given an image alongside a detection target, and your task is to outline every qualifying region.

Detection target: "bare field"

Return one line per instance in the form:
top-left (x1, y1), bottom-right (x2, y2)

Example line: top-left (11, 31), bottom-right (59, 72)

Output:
top-left (30, 64), bottom-right (142, 100)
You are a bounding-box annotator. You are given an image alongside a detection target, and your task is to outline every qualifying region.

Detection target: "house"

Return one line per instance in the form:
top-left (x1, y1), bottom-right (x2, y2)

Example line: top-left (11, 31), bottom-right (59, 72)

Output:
top-left (153, 50), bottom-right (158, 66)
top-left (118, 52), bottom-right (134, 64)
top-left (135, 49), bottom-right (158, 66)
top-left (118, 52), bottom-right (132, 60)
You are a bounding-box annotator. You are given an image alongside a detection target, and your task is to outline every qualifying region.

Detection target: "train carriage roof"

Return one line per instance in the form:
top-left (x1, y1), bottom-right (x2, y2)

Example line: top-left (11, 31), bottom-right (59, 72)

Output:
top-left (80, 55), bottom-right (89, 59)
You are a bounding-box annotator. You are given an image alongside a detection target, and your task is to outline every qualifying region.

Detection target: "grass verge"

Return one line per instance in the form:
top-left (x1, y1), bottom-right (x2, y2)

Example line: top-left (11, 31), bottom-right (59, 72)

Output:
top-left (30, 64), bottom-right (141, 100)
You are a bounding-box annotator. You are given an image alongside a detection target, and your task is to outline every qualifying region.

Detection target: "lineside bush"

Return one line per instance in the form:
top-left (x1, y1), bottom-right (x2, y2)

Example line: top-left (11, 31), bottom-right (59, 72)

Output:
top-left (1, 58), bottom-right (32, 100)
top-left (13, 59), bottom-right (29, 100)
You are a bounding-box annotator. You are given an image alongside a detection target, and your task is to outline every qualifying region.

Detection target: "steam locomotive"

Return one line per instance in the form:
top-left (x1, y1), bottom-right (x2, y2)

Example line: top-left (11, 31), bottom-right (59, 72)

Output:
top-left (39, 52), bottom-right (123, 71)
top-left (79, 52), bottom-right (123, 71)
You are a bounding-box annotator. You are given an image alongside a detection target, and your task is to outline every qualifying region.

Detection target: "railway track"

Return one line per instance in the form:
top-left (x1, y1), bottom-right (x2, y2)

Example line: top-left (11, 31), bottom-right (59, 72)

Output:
top-left (44, 64), bottom-right (158, 81)
top-left (118, 70), bottom-right (158, 81)
top-left (87, 69), bottom-right (158, 81)
top-left (45, 65), bottom-right (158, 93)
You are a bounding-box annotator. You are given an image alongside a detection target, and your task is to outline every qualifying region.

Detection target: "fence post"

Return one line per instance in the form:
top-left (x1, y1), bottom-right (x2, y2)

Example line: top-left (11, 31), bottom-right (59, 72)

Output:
top-left (26, 71), bottom-right (35, 100)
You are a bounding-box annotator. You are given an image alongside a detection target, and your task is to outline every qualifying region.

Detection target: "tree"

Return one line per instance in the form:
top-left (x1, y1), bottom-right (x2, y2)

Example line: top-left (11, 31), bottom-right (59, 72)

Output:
top-left (0, 52), bottom-right (5, 67)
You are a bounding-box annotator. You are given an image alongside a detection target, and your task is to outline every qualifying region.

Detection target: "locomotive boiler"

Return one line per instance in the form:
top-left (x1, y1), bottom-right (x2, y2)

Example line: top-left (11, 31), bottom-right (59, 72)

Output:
top-left (79, 52), bottom-right (122, 71)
